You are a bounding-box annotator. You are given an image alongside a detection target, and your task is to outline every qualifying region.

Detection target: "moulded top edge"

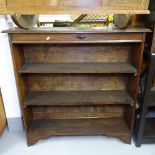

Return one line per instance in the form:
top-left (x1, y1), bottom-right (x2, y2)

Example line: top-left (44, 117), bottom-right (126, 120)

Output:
top-left (2, 27), bottom-right (152, 34)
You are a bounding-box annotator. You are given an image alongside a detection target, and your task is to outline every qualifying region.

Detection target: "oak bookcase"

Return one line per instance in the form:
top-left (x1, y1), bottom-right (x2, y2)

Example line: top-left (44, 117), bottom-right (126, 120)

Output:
top-left (4, 27), bottom-right (150, 146)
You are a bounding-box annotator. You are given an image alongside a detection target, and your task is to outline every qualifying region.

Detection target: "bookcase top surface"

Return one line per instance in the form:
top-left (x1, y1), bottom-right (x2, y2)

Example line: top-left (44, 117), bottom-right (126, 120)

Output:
top-left (2, 27), bottom-right (151, 34)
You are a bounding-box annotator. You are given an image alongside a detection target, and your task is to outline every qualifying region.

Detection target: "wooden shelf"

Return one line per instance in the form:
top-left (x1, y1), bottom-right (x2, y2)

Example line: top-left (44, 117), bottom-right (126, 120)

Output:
top-left (27, 118), bottom-right (130, 141)
top-left (6, 28), bottom-right (146, 145)
top-left (19, 62), bottom-right (137, 74)
top-left (24, 90), bottom-right (133, 106)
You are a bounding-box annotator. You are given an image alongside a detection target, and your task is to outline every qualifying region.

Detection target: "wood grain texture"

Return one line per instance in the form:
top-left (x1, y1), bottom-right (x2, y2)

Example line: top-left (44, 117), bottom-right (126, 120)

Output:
top-left (19, 62), bottom-right (137, 74)
top-left (6, 29), bottom-right (148, 146)
top-left (3, 28), bottom-right (151, 34)
top-left (32, 105), bottom-right (125, 120)
top-left (27, 118), bottom-right (131, 146)
top-left (59, 0), bottom-right (102, 7)
top-left (6, 0), bottom-right (57, 7)
top-left (105, 0), bottom-right (149, 9)
top-left (126, 34), bottom-right (146, 131)
top-left (0, 0), bottom-right (6, 6)
top-left (11, 33), bottom-right (143, 44)
top-left (28, 75), bottom-right (128, 91)
top-left (0, 90), bottom-right (6, 136)
top-left (24, 90), bottom-right (133, 106)
top-left (23, 44), bottom-right (131, 63)
top-left (1, 0), bottom-right (150, 14)
top-left (9, 38), bottom-right (32, 130)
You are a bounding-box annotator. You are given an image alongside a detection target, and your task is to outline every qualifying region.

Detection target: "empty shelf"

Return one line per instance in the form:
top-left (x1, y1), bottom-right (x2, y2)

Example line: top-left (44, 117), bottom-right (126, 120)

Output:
top-left (19, 62), bottom-right (137, 74)
top-left (28, 118), bottom-right (130, 138)
top-left (24, 90), bottom-right (133, 106)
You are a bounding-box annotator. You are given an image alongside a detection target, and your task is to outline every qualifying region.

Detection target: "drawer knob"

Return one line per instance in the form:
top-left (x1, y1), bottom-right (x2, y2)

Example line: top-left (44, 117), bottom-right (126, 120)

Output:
top-left (76, 35), bottom-right (87, 40)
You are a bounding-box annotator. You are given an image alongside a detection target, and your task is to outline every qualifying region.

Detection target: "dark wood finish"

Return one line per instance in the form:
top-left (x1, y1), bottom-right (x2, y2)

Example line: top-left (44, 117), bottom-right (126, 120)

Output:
top-left (32, 105), bottom-right (125, 120)
top-left (22, 43), bottom-right (133, 77)
top-left (5, 28), bottom-right (149, 146)
top-left (27, 118), bottom-right (130, 146)
top-left (19, 62), bottom-right (137, 74)
top-left (23, 44), bottom-right (132, 63)
top-left (10, 33), bottom-right (143, 44)
top-left (3, 27), bottom-right (151, 34)
top-left (27, 75), bottom-right (128, 91)
top-left (24, 91), bottom-right (133, 106)
top-left (8, 42), bottom-right (32, 130)
top-left (126, 34), bottom-right (146, 132)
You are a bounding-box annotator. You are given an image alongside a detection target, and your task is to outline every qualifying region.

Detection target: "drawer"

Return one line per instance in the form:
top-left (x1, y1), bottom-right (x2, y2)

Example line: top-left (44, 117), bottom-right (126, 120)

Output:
top-left (11, 33), bottom-right (143, 43)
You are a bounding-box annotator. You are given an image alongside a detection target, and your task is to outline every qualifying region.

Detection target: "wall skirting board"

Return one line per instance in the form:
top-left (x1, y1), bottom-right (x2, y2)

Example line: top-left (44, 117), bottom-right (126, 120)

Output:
top-left (7, 117), bottom-right (23, 131)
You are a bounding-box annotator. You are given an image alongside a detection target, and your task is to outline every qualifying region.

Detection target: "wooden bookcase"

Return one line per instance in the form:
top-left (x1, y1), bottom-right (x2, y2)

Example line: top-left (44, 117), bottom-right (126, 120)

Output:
top-left (4, 27), bottom-right (150, 146)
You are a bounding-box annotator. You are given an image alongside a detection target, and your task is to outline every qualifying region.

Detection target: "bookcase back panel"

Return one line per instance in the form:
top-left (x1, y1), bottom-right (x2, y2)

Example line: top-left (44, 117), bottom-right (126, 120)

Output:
top-left (32, 105), bottom-right (125, 120)
top-left (28, 75), bottom-right (128, 91)
top-left (23, 44), bottom-right (132, 63)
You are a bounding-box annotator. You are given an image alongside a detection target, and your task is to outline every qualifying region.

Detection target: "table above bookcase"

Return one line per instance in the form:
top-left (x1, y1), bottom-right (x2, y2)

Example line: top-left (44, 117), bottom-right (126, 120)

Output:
top-left (0, 0), bottom-right (150, 15)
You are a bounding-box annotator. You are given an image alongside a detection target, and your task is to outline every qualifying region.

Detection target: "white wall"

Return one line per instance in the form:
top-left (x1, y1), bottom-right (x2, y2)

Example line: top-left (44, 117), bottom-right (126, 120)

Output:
top-left (0, 15), bottom-right (21, 118)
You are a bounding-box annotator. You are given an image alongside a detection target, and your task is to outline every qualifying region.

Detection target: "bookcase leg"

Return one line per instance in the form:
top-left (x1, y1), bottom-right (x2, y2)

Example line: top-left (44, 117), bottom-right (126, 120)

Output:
top-left (27, 135), bottom-right (38, 147)
top-left (119, 135), bottom-right (131, 144)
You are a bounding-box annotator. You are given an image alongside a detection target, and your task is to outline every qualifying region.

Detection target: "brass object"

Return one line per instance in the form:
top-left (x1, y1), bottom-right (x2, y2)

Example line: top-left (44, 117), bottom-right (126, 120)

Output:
top-left (11, 14), bottom-right (39, 29)
top-left (113, 14), bottom-right (131, 29)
